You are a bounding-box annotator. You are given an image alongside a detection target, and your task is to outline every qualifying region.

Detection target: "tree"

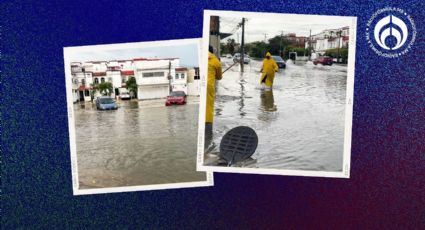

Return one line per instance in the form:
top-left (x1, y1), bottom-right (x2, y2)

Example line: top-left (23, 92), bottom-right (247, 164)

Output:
top-left (125, 76), bottom-right (137, 99)
top-left (96, 82), bottom-right (113, 96)
top-left (227, 38), bottom-right (236, 55)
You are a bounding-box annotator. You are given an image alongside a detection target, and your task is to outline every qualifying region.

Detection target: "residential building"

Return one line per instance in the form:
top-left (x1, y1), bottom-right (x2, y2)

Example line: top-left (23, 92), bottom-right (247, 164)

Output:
top-left (284, 33), bottom-right (306, 48)
top-left (187, 67), bottom-right (201, 96)
top-left (134, 58), bottom-right (179, 100)
top-left (306, 26), bottom-right (350, 54)
top-left (173, 67), bottom-right (188, 94)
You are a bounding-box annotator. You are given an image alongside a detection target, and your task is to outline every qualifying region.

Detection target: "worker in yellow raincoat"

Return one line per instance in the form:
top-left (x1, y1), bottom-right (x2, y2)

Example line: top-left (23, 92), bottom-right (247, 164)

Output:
top-left (260, 52), bottom-right (278, 88)
top-left (205, 46), bottom-right (222, 148)
top-left (206, 47), bottom-right (222, 124)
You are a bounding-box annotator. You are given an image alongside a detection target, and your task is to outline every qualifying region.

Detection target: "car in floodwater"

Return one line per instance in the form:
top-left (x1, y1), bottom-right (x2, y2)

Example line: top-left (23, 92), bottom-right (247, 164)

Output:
top-left (119, 92), bottom-right (131, 100)
top-left (271, 55), bottom-right (286, 69)
top-left (233, 53), bottom-right (251, 64)
top-left (165, 91), bottom-right (187, 106)
top-left (96, 96), bottom-right (118, 110)
top-left (313, 56), bottom-right (333, 65)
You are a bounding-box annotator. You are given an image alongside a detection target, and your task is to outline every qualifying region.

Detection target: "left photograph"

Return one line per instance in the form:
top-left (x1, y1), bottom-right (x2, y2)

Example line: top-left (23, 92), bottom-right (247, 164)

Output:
top-left (64, 39), bottom-right (213, 195)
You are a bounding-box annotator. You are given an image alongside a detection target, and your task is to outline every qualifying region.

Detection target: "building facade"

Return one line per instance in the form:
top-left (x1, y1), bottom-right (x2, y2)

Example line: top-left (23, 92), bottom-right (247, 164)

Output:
top-left (70, 57), bottom-right (196, 101)
top-left (134, 58), bottom-right (179, 100)
top-left (306, 26), bottom-right (350, 54)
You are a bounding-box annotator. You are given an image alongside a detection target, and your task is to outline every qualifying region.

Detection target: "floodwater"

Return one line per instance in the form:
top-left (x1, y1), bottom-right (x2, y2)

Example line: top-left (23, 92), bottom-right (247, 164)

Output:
top-left (74, 97), bottom-right (206, 189)
top-left (205, 58), bottom-right (348, 172)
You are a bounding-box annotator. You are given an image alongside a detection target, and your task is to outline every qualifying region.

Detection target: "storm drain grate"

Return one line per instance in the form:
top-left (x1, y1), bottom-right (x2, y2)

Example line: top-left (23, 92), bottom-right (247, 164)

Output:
top-left (219, 126), bottom-right (258, 166)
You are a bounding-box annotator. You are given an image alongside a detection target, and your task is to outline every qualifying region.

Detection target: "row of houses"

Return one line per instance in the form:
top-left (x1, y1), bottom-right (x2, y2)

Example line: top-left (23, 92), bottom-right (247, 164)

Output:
top-left (306, 26), bottom-right (350, 54)
top-left (70, 58), bottom-right (200, 102)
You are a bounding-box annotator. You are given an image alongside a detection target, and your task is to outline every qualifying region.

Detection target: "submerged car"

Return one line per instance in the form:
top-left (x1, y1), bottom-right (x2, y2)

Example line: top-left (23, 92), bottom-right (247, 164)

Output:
top-left (119, 92), bottom-right (131, 100)
top-left (271, 55), bottom-right (286, 68)
top-left (96, 96), bottom-right (118, 110)
top-left (165, 91), bottom-right (187, 106)
top-left (313, 56), bottom-right (333, 65)
top-left (233, 53), bottom-right (251, 64)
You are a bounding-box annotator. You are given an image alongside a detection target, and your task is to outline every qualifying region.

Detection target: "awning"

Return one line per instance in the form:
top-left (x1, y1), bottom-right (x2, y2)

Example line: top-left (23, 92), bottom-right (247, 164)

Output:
top-left (78, 85), bottom-right (91, 91)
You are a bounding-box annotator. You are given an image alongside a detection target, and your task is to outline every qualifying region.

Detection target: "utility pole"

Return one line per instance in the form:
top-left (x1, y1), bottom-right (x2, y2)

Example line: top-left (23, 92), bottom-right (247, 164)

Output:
top-left (168, 61), bottom-right (172, 93)
top-left (263, 33), bottom-right (268, 57)
top-left (279, 31), bottom-right (283, 57)
top-left (337, 29), bottom-right (341, 63)
top-left (240, 18), bottom-right (245, 72)
top-left (309, 29), bottom-right (312, 60)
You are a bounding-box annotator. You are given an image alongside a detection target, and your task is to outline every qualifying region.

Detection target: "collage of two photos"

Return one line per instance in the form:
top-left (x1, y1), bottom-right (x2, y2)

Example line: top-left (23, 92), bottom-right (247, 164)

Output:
top-left (64, 10), bottom-right (357, 195)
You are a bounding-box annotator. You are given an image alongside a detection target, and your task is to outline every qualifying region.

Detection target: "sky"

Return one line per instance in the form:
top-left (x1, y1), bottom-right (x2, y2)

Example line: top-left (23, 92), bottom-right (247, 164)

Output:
top-left (219, 14), bottom-right (353, 43)
top-left (67, 43), bottom-right (199, 67)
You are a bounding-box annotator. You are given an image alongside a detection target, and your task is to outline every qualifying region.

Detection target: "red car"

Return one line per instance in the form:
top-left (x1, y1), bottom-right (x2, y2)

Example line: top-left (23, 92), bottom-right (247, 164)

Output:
top-left (313, 56), bottom-right (333, 65)
top-left (165, 91), bottom-right (187, 106)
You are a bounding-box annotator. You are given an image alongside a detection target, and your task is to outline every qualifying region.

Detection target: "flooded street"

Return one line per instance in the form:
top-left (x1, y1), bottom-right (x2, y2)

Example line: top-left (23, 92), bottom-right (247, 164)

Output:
top-left (74, 97), bottom-right (206, 189)
top-left (206, 58), bottom-right (348, 172)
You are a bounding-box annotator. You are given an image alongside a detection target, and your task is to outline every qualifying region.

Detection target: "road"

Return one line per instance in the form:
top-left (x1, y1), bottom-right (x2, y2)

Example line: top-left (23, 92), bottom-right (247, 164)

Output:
top-left (205, 58), bottom-right (348, 172)
top-left (74, 96), bottom-right (206, 189)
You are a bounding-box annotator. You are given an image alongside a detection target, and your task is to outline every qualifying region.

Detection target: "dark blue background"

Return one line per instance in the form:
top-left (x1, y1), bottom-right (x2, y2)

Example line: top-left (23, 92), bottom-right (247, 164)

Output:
top-left (2, 0), bottom-right (424, 228)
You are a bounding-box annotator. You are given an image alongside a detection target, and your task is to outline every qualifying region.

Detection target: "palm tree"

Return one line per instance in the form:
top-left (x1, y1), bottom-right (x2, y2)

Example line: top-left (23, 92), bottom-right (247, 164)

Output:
top-left (97, 82), bottom-right (113, 96)
top-left (125, 77), bottom-right (137, 99)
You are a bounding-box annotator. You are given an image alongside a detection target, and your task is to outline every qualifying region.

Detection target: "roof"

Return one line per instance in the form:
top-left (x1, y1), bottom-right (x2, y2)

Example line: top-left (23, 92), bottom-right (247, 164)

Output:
top-left (133, 57), bottom-right (178, 61)
top-left (121, 70), bottom-right (134, 75)
top-left (175, 67), bottom-right (188, 71)
top-left (93, 72), bottom-right (106, 76)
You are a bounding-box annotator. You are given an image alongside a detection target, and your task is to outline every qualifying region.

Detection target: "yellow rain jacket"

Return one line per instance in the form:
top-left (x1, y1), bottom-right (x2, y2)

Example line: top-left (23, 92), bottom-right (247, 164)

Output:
top-left (206, 52), bottom-right (222, 123)
top-left (260, 52), bottom-right (278, 87)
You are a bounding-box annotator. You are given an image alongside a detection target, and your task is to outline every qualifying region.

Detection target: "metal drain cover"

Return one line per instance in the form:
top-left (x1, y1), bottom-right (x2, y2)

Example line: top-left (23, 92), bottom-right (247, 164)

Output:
top-left (219, 126), bottom-right (258, 165)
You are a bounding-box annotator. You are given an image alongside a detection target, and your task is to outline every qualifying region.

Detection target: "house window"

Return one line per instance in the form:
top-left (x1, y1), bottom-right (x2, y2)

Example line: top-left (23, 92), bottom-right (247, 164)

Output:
top-left (84, 90), bottom-right (90, 96)
top-left (194, 67), bottom-right (200, 80)
top-left (94, 78), bottom-right (99, 84)
top-left (181, 73), bottom-right (185, 79)
top-left (101, 77), bottom-right (105, 83)
top-left (175, 74), bottom-right (179, 79)
top-left (142, 72), bottom-right (165, 77)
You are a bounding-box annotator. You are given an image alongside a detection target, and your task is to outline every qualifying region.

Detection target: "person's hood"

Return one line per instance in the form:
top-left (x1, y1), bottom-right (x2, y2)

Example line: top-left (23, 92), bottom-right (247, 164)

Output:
top-left (265, 52), bottom-right (271, 57)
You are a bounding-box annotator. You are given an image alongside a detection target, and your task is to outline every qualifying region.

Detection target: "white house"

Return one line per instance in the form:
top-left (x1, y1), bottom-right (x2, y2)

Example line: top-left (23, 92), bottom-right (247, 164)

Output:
top-left (134, 58), bottom-right (179, 100)
top-left (172, 67), bottom-right (188, 94)
top-left (186, 67), bottom-right (201, 96)
top-left (307, 26), bottom-right (350, 54)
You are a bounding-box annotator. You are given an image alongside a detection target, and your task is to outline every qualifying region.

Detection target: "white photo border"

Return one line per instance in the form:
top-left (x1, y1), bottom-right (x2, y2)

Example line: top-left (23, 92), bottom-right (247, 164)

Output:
top-left (196, 10), bottom-right (357, 178)
top-left (64, 38), bottom-right (214, 196)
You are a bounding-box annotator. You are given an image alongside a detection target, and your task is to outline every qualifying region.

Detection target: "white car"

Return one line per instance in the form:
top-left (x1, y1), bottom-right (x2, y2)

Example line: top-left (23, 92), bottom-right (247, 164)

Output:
top-left (119, 92), bottom-right (131, 100)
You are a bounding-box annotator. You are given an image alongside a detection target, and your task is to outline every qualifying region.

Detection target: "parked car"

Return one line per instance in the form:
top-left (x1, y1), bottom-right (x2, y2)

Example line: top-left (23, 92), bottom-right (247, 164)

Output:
top-left (165, 91), bottom-right (187, 106)
top-left (119, 92), bottom-right (131, 100)
top-left (233, 53), bottom-right (251, 64)
top-left (271, 55), bottom-right (286, 69)
top-left (226, 54), bottom-right (232, 58)
top-left (96, 96), bottom-right (118, 110)
top-left (313, 56), bottom-right (333, 65)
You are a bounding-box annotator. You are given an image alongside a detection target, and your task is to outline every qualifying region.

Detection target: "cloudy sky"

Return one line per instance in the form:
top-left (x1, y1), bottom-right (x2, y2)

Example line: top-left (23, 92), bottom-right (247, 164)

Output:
top-left (219, 13), bottom-right (353, 43)
top-left (66, 43), bottom-right (199, 67)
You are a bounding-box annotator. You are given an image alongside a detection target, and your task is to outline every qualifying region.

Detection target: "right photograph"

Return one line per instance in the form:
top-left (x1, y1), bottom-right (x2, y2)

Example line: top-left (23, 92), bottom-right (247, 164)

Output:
top-left (198, 10), bottom-right (357, 178)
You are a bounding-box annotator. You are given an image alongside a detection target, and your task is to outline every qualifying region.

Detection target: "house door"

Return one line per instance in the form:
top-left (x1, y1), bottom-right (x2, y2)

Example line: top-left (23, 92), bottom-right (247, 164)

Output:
top-left (79, 91), bottom-right (84, 101)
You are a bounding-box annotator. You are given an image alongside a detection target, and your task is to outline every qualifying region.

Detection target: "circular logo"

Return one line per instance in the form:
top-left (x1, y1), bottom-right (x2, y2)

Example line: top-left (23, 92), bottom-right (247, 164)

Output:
top-left (366, 7), bottom-right (416, 58)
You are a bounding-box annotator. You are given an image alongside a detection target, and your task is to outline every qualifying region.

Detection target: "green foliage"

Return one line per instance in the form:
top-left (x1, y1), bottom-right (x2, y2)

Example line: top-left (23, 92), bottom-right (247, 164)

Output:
top-left (94, 82), bottom-right (113, 96)
top-left (221, 39), bottom-right (237, 55)
top-left (245, 35), bottom-right (308, 59)
top-left (325, 48), bottom-right (349, 63)
top-left (125, 76), bottom-right (138, 98)
top-left (284, 47), bottom-right (311, 59)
